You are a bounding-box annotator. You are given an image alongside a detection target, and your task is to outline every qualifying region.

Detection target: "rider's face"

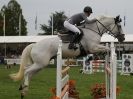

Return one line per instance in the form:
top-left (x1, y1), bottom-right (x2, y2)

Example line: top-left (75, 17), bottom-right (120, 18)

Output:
top-left (85, 12), bottom-right (91, 17)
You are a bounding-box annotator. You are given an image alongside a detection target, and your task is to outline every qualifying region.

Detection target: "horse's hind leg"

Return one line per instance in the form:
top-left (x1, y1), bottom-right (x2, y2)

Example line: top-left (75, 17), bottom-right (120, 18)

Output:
top-left (20, 63), bottom-right (47, 96)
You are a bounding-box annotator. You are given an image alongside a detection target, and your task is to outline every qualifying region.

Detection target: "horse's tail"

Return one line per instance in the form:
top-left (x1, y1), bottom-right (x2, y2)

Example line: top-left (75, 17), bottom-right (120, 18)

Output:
top-left (9, 44), bottom-right (34, 81)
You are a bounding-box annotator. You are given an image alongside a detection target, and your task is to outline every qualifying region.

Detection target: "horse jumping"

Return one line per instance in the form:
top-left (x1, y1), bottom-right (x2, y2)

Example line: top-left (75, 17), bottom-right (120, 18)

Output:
top-left (10, 15), bottom-right (125, 98)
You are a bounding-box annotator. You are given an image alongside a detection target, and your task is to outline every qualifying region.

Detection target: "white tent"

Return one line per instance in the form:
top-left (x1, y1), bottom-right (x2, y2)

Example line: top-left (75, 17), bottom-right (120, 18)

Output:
top-left (0, 34), bottom-right (132, 43)
top-left (0, 36), bottom-right (56, 43)
top-left (101, 34), bottom-right (133, 42)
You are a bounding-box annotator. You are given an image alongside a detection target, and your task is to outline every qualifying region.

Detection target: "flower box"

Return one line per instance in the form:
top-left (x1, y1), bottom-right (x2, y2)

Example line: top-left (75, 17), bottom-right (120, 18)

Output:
top-left (90, 83), bottom-right (120, 99)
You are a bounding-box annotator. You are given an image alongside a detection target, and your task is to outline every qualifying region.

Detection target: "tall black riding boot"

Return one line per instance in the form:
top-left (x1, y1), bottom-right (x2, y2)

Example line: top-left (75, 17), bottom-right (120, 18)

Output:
top-left (68, 32), bottom-right (80, 50)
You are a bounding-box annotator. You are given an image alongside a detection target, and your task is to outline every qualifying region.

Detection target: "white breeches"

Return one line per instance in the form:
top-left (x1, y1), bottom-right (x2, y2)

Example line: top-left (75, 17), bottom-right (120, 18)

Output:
top-left (64, 21), bottom-right (81, 34)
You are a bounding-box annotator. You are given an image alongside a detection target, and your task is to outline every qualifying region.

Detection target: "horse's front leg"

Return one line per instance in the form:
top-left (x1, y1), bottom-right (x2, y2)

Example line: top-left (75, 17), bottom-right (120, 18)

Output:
top-left (91, 44), bottom-right (110, 53)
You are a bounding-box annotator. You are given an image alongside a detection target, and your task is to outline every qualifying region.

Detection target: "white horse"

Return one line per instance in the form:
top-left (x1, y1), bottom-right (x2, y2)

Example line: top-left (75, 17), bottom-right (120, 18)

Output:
top-left (10, 15), bottom-right (125, 98)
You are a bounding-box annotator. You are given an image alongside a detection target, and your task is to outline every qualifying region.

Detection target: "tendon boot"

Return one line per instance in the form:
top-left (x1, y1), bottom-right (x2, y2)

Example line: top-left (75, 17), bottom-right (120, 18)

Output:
top-left (68, 32), bottom-right (80, 50)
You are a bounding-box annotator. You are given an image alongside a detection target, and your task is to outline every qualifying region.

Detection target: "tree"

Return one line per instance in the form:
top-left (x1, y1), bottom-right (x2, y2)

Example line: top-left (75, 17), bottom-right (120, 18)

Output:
top-left (0, 0), bottom-right (27, 36)
top-left (40, 11), bottom-right (67, 35)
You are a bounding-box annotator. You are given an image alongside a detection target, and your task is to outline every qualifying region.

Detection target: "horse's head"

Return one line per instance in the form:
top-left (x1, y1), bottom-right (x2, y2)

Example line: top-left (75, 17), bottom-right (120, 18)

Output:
top-left (83, 15), bottom-right (125, 42)
top-left (107, 15), bottom-right (125, 42)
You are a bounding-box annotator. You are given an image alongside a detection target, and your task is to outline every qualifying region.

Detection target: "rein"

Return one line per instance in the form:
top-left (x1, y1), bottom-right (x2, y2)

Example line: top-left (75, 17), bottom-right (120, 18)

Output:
top-left (96, 19), bottom-right (118, 37)
top-left (84, 19), bottom-right (118, 37)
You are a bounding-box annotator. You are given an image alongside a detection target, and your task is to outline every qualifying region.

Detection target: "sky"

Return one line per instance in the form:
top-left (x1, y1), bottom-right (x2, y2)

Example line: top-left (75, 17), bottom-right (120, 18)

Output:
top-left (0, 0), bottom-right (132, 35)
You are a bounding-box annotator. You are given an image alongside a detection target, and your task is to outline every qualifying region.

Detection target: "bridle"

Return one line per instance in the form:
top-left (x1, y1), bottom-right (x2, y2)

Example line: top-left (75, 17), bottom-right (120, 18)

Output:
top-left (84, 19), bottom-right (122, 38)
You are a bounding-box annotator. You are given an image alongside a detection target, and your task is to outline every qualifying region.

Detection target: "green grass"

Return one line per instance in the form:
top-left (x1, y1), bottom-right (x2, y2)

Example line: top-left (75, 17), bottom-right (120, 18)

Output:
top-left (0, 65), bottom-right (133, 99)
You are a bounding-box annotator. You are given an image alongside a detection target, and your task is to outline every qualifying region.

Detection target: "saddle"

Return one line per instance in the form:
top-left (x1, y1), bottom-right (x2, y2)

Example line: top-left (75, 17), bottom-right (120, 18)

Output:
top-left (58, 29), bottom-right (83, 43)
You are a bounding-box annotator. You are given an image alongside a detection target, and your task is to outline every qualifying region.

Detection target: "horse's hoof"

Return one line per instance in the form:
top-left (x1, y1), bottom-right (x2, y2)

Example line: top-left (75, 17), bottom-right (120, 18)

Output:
top-left (19, 85), bottom-right (29, 99)
top-left (21, 94), bottom-right (24, 99)
top-left (21, 92), bottom-right (26, 96)
top-left (20, 90), bottom-right (28, 99)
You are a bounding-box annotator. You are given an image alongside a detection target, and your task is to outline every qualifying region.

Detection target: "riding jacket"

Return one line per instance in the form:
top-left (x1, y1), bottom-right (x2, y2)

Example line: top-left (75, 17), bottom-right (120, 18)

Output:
top-left (67, 13), bottom-right (96, 26)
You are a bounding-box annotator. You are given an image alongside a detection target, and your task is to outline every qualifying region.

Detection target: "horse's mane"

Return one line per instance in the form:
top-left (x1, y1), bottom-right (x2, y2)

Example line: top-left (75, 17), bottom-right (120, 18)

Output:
top-left (96, 15), bottom-right (113, 21)
top-left (83, 15), bottom-right (114, 26)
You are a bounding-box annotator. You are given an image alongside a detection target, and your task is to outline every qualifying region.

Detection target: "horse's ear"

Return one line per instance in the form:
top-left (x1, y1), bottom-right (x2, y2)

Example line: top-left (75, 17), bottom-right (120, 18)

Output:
top-left (116, 15), bottom-right (120, 20)
top-left (119, 18), bottom-right (122, 22)
top-left (115, 15), bottom-right (122, 23)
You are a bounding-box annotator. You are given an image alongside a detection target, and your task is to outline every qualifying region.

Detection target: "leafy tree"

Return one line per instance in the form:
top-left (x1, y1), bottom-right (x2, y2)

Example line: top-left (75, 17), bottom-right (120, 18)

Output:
top-left (40, 11), bottom-right (67, 35)
top-left (0, 0), bottom-right (27, 36)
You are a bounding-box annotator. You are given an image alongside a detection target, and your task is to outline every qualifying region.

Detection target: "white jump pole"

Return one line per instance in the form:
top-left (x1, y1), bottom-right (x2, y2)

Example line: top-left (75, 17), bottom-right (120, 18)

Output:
top-left (110, 42), bottom-right (117, 99)
top-left (105, 42), bottom-right (117, 99)
top-left (105, 43), bottom-right (110, 99)
top-left (56, 40), bottom-right (62, 98)
top-left (56, 40), bottom-right (69, 99)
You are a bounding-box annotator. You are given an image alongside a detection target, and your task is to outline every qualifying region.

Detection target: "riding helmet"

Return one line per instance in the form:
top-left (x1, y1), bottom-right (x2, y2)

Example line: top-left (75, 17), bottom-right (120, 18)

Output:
top-left (84, 6), bottom-right (93, 13)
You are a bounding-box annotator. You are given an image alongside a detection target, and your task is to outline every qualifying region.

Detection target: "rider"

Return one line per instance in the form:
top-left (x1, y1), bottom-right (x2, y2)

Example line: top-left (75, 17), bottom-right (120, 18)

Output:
top-left (64, 6), bottom-right (97, 49)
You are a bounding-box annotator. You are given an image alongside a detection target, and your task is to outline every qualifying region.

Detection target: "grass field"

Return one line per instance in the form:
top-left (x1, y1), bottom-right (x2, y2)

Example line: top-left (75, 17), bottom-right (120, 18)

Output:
top-left (0, 64), bottom-right (133, 99)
